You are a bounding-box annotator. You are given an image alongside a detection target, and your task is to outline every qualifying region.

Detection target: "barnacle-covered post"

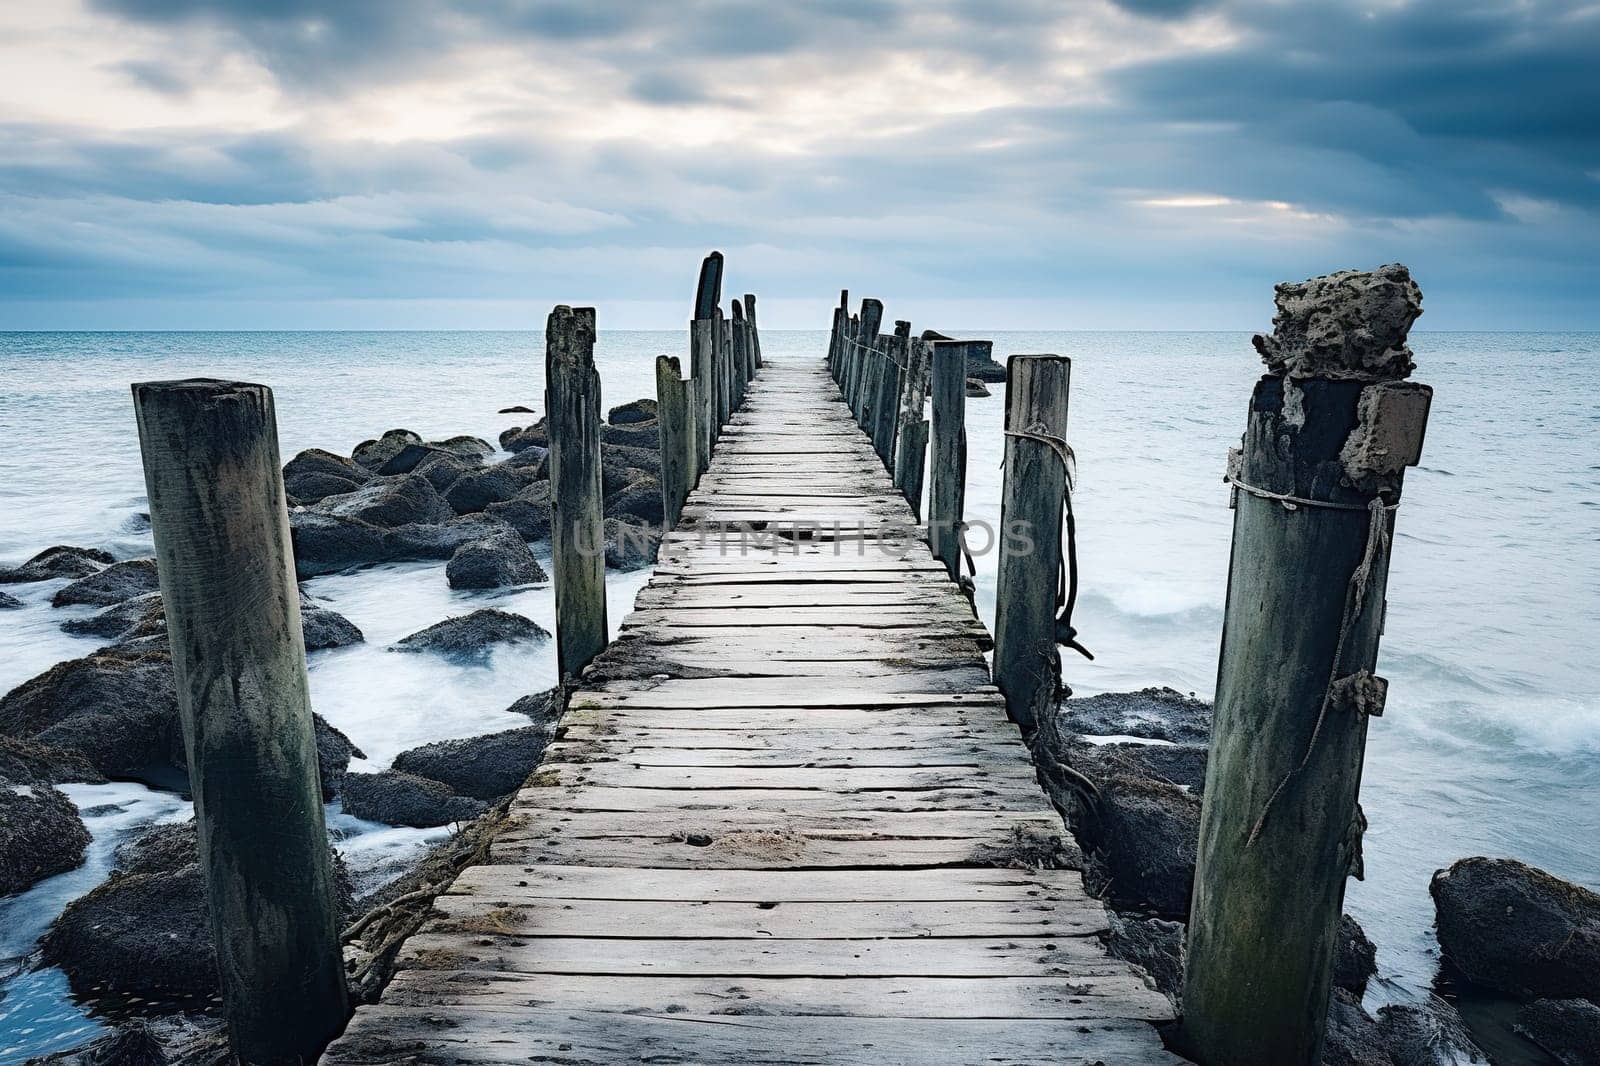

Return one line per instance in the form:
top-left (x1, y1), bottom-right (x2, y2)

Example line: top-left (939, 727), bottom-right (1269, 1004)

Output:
top-left (992, 354), bottom-right (1072, 733)
top-left (1181, 265), bottom-right (1432, 1065)
top-left (546, 305), bottom-right (609, 680)
top-left (132, 379), bottom-right (348, 1065)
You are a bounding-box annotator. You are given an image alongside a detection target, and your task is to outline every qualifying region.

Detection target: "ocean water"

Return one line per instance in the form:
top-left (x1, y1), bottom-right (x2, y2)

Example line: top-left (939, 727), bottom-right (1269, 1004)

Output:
top-left (0, 330), bottom-right (1596, 1061)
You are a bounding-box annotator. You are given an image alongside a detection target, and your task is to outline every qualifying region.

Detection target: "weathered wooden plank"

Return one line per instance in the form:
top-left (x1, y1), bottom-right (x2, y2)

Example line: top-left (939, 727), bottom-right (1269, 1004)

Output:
top-left (326, 1009), bottom-right (1186, 1066)
top-left (508, 785), bottom-right (1054, 815)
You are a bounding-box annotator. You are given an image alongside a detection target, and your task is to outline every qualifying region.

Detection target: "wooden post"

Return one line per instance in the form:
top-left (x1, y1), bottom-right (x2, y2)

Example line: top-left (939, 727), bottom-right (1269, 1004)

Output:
top-left (730, 299), bottom-right (749, 408)
top-left (744, 292), bottom-right (763, 369)
top-left (716, 310), bottom-right (734, 432)
top-left (849, 299), bottom-right (883, 422)
top-left (655, 354), bottom-right (697, 530)
top-left (893, 336), bottom-right (931, 517)
top-left (694, 251), bottom-right (723, 321)
top-left (992, 354), bottom-right (1071, 733)
top-left (844, 313), bottom-right (860, 395)
top-left (928, 340), bottom-right (970, 580)
top-left (1181, 265), bottom-right (1431, 1066)
top-left (545, 306), bottom-right (608, 680)
top-left (690, 318), bottom-right (716, 470)
top-left (871, 331), bottom-right (905, 467)
top-left (828, 307), bottom-right (847, 382)
top-left (131, 380), bottom-right (347, 1066)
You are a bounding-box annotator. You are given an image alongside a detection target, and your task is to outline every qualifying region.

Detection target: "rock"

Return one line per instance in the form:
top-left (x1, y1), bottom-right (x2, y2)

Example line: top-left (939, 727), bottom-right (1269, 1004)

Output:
top-left (51, 559), bottom-right (160, 608)
top-left (0, 783), bottom-right (90, 895)
top-left (43, 822), bottom-right (354, 1001)
top-left (605, 476), bottom-right (665, 526)
top-left (446, 530), bottom-right (548, 590)
top-left (392, 609), bottom-right (550, 659)
top-left (282, 448), bottom-right (370, 503)
top-left (608, 398), bottom-right (657, 424)
top-left (602, 442), bottom-right (661, 477)
top-left (1253, 263), bottom-right (1421, 383)
top-left (499, 404), bottom-right (534, 414)
top-left (966, 345), bottom-right (1007, 383)
top-left (505, 688), bottom-right (560, 722)
top-left (1323, 987), bottom-right (1392, 1066)
top-left (1516, 999), bottom-right (1600, 1065)
top-left (500, 418), bottom-right (548, 453)
top-left (315, 474), bottom-right (452, 528)
top-left (1430, 857), bottom-right (1600, 1002)
top-left (965, 378), bottom-right (991, 397)
top-left (340, 770), bottom-right (486, 828)
top-left (499, 445), bottom-right (549, 471)
top-left (0, 736), bottom-right (107, 785)
top-left (1059, 687), bottom-right (1213, 744)
top-left (1080, 775), bottom-right (1198, 917)
top-left (61, 591), bottom-right (165, 640)
top-left (382, 513), bottom-right (521, 562)
top-left (352, 428), bottom-right (424, 470)
top-left (600, 420), bottom-right (659, 449)
top-left (1070, 739), bottom-right (1208, 793)
top-left (411, 449), bottom-right (480, 492)
top-left (486, 483), bottom-right (553, 540)
top-left (432, 435), bottom-right (495, 460)
top-left (299, 605), bottom-right (366, 651)
top-left (288, 510), bottom-right (389, 577)
top-left (1334, 913), bottom-right (1378, 996)
top-left (1106, 912), bottom-right (1184, 1003)
top-left (1375, 997), bottom-right (1486, 1065)
top-left (604, 518), bottom-right (661, 571)
top-left (0, 647), bottom-right (360, 796)
top-left (443, 465), bottom-right (538, 514)
top-left (392, 724), bottom-right (554, 801)
top-left (0, 591), bottom-right (21, 609)
top-left (0, 545), bottom-right (113, 584)
top-left (313, 715), bottom-right (362, 797)
top-left (30, 1019), bottom-right (176, 1066)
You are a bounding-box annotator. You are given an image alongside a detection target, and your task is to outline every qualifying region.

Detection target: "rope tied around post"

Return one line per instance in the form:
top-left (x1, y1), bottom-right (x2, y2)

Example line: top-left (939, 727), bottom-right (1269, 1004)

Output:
top-left (1003, 424), bottom-right (1093, 663)
top-left (1244, 494), bottom-right (1394, 849)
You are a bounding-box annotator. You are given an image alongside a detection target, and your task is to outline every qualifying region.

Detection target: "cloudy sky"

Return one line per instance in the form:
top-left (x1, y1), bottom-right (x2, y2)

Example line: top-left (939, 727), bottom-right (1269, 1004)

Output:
top-left (1, 0), bottom-right (1596, 329)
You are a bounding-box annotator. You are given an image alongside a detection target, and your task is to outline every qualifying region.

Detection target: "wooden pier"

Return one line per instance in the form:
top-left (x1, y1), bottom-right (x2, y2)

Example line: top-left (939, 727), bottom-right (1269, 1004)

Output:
top-left (322, 357), bottom-right (1178, 1064)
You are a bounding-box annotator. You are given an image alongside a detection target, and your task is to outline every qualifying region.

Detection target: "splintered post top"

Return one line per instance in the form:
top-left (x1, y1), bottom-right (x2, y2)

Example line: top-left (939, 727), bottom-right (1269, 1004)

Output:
top-left (1252, 263), bottom-right (1422, 382)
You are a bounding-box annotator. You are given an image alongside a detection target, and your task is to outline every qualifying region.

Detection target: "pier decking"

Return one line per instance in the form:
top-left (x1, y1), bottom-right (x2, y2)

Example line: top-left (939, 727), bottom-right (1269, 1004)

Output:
top-left (323, 358), bottom-right (1179, 1065)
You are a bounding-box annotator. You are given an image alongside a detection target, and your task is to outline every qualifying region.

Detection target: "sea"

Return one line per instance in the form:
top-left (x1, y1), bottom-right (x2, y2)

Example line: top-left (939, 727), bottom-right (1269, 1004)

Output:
top-left (1, 330), bottom-right (1596, 1063)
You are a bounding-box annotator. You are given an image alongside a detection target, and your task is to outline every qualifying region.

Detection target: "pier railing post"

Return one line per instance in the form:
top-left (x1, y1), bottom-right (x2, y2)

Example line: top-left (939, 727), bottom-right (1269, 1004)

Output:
top-left (849, 299), bottom-right (883, 423)
top-left (656, 354), bottom-right (697, 530)
top-left (546, 305), bottom-right (608, 680)
top-left (717, 310), bottom-right (734, 431)
top-left (871, 328), bottom-right (906, 468)
top-left (1181, 265), bottom-right (1431, 1065)
top-left (744, 292), bottom-right (763, 370)
top-left (992, 354), bottom-right (1072, 733)
top-left (928, 340), bottom-right (970, 580)
top-left (893, 336), bottom-right (932, 518)
top-left (132, 379), bottom-right (348, 1066)
top-left (731, 299), bottom-right (749, 408)
top-left (691, 252), bottom-right (722, 467)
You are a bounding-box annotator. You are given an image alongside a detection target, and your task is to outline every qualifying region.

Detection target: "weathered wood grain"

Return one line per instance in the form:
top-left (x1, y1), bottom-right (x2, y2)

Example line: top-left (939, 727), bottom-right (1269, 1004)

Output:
top-left (324, 356), bottom-right (1177, 1066)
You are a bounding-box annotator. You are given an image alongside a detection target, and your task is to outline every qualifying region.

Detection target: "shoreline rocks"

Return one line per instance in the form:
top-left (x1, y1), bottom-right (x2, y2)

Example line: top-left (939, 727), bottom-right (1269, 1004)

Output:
top-left (340, 770), bottom-right (486, 828)
top-left (0, 546), bottom-right (114, 585)
top-left (50, 560), bottom-right (160, 609)
top-left (392, 722), bottom-right (556, 801)
top-left (445, 531), bottom-right (547, 590)
top-left (1431, 856), bottom-right (1600, 1002)
top-left (391, 609), bottom-right (550, 659)
top-left (1, 783), bottom-right (91, 896)
top-left (1059, 686), bottom-right (1212, 744)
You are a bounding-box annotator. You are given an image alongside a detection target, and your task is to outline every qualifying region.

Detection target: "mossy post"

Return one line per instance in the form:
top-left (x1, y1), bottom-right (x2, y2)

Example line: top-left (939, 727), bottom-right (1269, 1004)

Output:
top-left (730, 298), bottom-right (749, 407)
top-left (744, 292), bottom-right (763, 369)
top-left (655, 354), bottom-right (696, 530)
top-left (894, 336), bottom-right (932, 518)
top-left (545, 306), bottom-right (608, 680)
top-left (992, 354), bottom-right (1071, 733)
top-left (1181, 265), bottom-right (1431, 1066)
top-left (131, 380), bottom-right (348, 1066)
top-left (928, 340), bottom-right (970, 581)
top-left (690, 252), bottom-right (722, 468)
top-left (717, 310), bottom-right (734, 432)
top-left (849, 299), bottom-right (883, 423)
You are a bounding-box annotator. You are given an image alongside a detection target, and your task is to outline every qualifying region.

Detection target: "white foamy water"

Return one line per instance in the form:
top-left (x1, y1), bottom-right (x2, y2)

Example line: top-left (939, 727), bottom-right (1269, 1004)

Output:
top-left (1, 329), bottom-right (1596, 1060)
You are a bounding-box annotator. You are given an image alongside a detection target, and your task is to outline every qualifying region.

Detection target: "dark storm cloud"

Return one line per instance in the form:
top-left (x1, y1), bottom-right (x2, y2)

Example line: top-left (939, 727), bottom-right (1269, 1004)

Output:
top-left (5, 0), bottom-right (1596, 325)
